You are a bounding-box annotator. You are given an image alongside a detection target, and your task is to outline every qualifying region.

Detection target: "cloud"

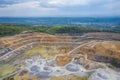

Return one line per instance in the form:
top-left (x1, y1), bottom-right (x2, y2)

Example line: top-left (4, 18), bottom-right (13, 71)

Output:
top-left (46, 0), bottom-right (90, 7)
top-left (35, 0), bottom-right (119, 8)
top-left (0, 0), bottom-right (114, 8)
top-left (0, 0), bottom-right (39, 7)
top-left (0, 1), bottom-right (57, 17)
top-left (0, 0), bottom-right (119, 17)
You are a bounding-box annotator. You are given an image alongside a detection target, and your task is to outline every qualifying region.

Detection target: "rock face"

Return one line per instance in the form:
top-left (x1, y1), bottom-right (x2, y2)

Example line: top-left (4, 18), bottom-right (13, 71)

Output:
top-left (55, 55), bottom-right (72, 66)
top-left (93, 55), bottom-right (120, 68)
top-left (79, 41), bottom-right (120, 67)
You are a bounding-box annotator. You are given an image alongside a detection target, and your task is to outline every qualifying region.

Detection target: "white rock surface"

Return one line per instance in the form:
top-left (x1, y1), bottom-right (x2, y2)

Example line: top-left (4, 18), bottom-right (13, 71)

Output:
top-left (24, 56), bottom-right (86, 78)
top-left (89, 68), bottom-right (120, 80)
top-left (23, 56), bottom-right (120, 79)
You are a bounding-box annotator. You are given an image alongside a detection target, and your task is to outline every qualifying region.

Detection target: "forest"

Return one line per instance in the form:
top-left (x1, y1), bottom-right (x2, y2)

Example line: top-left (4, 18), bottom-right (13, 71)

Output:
top-left (0, 24), bottom-right (119, 37)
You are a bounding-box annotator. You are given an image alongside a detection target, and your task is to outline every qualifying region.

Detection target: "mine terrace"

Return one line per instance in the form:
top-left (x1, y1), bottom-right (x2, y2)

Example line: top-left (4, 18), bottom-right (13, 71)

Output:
top-left (0, 32), bottom-right (120, 80)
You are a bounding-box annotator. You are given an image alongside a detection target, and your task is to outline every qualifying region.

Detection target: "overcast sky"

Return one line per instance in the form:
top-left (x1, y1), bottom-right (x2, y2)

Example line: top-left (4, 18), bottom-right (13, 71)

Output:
top-left (0, 0), bottom-right (120, 17)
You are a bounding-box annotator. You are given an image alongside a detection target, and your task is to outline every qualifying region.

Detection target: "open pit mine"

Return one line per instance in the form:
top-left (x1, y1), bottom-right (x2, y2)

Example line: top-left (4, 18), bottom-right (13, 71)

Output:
top-left (0, 32), bottom-right (120, 80)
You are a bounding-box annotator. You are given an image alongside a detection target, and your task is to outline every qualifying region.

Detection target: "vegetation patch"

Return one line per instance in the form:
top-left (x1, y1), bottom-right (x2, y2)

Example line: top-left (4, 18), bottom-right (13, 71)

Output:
top-left (0, 64), bottom-right (15, 78)
top-left (23, 46), bottom-right (71, 59)
top-left (50, 75), bottom-right (89, 80)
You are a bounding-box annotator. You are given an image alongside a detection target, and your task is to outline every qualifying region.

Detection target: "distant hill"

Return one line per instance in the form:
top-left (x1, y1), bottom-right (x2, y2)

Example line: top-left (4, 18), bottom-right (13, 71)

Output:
top-left (0, 17), bottom-right (120, 27)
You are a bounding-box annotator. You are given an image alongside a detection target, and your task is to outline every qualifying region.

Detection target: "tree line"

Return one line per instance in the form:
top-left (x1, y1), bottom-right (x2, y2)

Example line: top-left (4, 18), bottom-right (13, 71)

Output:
top-left (0, 24), bottom-right (119, 37)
